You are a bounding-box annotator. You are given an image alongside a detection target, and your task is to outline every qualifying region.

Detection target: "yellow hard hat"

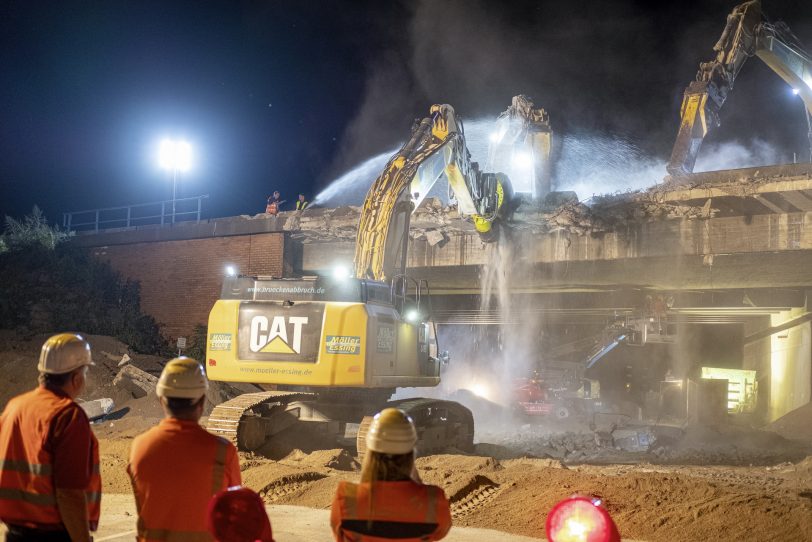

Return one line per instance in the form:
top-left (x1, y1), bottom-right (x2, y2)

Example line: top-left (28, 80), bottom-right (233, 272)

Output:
top-left (156, 357), bottom-right (209, 400)
top-left (366, 408), bottom-right (417, 455)
top-left (38, 333), bottom-right (94, 375)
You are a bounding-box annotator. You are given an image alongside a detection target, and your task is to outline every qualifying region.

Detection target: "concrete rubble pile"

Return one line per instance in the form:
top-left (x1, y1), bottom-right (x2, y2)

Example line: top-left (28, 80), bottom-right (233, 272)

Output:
top-left (267, 193), bottom-right (717, 242)
top-left (112, 363), bottom-right (158, 399)
top-left (260, 163), bottom-right (812, 242)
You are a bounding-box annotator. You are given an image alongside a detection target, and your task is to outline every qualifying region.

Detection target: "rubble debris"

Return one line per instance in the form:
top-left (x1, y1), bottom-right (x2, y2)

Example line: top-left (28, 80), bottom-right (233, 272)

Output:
top-left (424, 229), bottom-right (446, 247)
top-left (112, 364), bottom-right (158, 399)
top-left (117, 353), bottom-right (131, 367)
top-left (100, 350), bottom-right (126, 363)
top-left (79, 397), bottom-right (115, 420)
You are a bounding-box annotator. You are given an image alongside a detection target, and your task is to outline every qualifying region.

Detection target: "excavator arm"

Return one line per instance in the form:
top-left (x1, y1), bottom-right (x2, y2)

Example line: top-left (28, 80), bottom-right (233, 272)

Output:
top-left (354, 104), bottom-right (513, 282)
top-left (667, 0), bottom-right (812, 176)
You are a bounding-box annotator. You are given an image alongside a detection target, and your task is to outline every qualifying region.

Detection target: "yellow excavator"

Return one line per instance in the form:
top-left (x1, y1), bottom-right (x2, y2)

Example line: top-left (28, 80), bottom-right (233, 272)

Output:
top-left (668, 0), bottom-right (812, 176)
top-left (204, 104), bottom-right (513, 454)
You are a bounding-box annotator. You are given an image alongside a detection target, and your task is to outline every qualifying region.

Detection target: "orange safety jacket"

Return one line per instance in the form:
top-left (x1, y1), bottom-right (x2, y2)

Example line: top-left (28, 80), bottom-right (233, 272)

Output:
top-left (331, 480), bottom-right (452, 542)
top-left (128, 418), bottom-right (241, 542)
top-left (0, 387), bottom-right (101, 531)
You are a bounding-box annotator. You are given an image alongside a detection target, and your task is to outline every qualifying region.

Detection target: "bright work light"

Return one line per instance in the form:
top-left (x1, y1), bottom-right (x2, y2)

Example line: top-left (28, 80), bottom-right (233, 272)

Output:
top-left (159, 139), bottom-right (193, 172)
top-left (513, 150), bottom-right (534, 169)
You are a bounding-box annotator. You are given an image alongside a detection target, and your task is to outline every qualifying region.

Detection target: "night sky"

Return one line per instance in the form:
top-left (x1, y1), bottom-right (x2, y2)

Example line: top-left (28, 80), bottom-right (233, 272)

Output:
top-left (1, 1), bottom-right (810, 224)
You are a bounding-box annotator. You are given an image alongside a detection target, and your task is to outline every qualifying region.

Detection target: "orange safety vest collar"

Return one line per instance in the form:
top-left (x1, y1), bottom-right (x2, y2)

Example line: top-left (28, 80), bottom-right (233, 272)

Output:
top-left (0, 387), bottom-right (101, 530)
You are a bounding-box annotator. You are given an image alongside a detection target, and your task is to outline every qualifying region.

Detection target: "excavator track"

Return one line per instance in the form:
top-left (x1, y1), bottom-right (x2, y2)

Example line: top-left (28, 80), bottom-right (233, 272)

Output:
top-left (209, 392), bottom-right (475, 456)
top-left (389, 398), bottom-right (475, 456)
top-left (356, 399), bottom-right (474, 462)
top-left (206, 391), bottom-right (314, 451)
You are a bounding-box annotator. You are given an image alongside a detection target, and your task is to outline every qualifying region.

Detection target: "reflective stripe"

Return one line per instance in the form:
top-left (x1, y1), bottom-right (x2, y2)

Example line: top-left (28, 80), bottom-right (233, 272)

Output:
top-left (93, 463), bottom-right (101, 474)
top-left (425, 487), bottom-right (437, 524)
top-left (86, 491), bottom-right (102, 503)
top-left (0, 487), bottom-right (57, 506)
top-left (343, 482), bottom-right (358, 518)
top-left (0, 459), bottom-right (52, 476)
top-left (210, 440), bottom-right (227, 495)
top-left (140, 528), bottom-right (212, 541)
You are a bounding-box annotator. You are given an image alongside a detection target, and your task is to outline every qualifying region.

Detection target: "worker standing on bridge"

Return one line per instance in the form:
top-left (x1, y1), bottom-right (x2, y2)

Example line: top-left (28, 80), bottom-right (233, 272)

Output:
top-left (128, 357), bottom-right (241, 542)
top-left (330, 408), bottom-right (451, 541)
top-left (296, 193), bottom-right (309, 210)
top-left (0, 333), bottom-right (100, 542)
top-left (266, 190), bottom-right (285, 215)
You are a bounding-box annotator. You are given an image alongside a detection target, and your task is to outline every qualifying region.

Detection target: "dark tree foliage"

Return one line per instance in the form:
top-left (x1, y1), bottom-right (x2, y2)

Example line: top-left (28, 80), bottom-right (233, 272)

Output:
top-left (184, 324), bottom-right (208, 364)
top-left (0, 244), bottom-right (167, 354)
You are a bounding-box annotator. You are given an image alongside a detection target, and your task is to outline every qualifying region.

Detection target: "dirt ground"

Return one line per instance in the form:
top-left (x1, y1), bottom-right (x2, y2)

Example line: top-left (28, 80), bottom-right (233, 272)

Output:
top-left (92, 414), bottom-right (812, 541)
top-left (2, 333), bottom-right (812, 541)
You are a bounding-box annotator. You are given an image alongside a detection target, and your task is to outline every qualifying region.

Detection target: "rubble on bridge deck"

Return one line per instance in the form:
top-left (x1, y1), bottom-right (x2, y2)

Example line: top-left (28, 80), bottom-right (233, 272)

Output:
top-left (251, 162), bottom-right (812, 242)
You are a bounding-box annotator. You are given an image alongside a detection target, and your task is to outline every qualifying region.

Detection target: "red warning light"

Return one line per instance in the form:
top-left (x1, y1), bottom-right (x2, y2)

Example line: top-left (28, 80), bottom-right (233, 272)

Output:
top-left (208, 359), bottom-right (217, 366)
top-left (546, 496), bottom-right (620, 542)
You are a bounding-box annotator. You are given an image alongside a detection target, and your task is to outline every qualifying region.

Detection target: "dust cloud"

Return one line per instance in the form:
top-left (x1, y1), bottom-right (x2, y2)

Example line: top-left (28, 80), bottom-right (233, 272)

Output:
top-left (315, 107), bottom-right (787, 207)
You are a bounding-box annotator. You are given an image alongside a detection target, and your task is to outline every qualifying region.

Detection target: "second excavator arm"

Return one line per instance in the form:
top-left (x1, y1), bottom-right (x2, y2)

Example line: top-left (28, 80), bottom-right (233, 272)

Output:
top-left (354, 104), bottom-right (513, 282)
top-left (667, 0), bottom-right (812, 176)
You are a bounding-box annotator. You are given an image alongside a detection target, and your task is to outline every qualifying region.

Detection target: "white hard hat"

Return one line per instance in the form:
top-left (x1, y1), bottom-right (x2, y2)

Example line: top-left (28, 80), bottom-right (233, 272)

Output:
top-left (38, 333), bottom-right (94, 375)
top-left (156, 357), bottom-right (209, 400)
top-left (366, 408), bottom-right (418, 455)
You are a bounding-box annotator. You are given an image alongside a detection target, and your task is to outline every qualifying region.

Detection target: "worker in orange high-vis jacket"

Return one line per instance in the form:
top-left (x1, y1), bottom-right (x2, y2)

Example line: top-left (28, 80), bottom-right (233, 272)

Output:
top-left (331, 408), bottom-right (452, 542)
top-left (128, 357), bottom-right (241, 542)
top-left (0, 333), bottom-right (101, 542)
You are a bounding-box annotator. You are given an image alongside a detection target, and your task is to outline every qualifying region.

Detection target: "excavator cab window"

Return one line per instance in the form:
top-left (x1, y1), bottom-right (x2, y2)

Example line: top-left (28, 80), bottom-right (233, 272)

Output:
top-left (390, 275), bottom-right (432, 321)
top-left (361, 281), bottom-right (394, 306)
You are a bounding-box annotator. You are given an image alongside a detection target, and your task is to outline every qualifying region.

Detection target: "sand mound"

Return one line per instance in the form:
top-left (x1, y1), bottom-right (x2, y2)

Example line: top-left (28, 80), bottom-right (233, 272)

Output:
top-left (768, 403), bottom-right (812, 443)
top-left (279, 448), bottom-right (358, 472)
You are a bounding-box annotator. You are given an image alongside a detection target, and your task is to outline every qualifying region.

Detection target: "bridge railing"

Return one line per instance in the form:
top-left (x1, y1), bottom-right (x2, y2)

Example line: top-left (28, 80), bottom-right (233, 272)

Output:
top-left (63, 195), bottom-right (209, 232)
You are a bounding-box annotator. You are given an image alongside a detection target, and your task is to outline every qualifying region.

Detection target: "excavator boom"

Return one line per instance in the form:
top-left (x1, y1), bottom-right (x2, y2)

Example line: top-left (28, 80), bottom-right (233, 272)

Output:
top-left (667, 0), bottom-right (812, 176)
top-left (354, 104), bottom-right (512, 281)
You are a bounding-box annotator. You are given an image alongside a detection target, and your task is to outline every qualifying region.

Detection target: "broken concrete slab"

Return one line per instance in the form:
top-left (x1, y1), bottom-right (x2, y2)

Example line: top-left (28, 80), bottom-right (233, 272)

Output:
top-left (79, 398), bottom-right (115, 420)
top-left (113, 364), bottom-right (158, 399)
top-left (424, 229), bottom-right (447, 247)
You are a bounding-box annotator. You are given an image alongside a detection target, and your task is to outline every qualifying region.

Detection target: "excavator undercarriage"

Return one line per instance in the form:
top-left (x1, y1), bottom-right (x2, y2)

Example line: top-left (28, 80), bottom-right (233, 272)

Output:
top-left (207, 388), bottom-right (474, 458)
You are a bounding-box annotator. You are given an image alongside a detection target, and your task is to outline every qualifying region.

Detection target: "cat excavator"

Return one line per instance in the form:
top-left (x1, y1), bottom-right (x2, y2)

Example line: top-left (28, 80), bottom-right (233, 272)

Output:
top-left (667, 0), bottom-right (812, 176)
top-left (204, 104), bottom-right (514, 455)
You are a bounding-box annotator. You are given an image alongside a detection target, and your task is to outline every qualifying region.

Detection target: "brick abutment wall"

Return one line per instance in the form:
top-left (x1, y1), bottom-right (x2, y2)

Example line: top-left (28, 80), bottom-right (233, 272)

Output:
top-left (91, 233), bottom-right (286, 340)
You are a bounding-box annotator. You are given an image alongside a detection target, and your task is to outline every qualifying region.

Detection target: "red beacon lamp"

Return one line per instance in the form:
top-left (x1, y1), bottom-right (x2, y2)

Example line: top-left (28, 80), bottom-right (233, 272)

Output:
top-left (546, 495), bottom-right (621, 542)
top-left (207, 487), bottom-right (275, 542)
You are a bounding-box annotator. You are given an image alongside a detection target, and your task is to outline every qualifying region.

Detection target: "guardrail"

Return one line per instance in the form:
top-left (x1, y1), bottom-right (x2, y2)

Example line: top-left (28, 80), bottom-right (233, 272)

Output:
top-left (62, 195), bottom-right (209, 232)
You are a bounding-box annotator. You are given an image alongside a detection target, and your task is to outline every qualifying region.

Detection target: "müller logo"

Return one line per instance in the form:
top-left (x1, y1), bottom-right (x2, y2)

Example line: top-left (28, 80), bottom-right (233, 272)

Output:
top-left (249, 315), bottom-right (308, 354)
top-left (325, 335), bottom-right (361, 355)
